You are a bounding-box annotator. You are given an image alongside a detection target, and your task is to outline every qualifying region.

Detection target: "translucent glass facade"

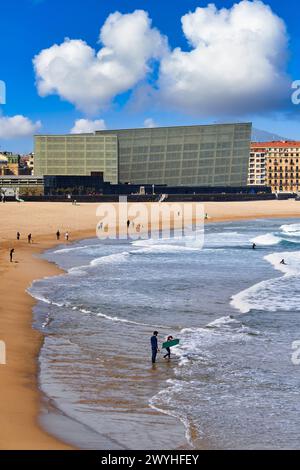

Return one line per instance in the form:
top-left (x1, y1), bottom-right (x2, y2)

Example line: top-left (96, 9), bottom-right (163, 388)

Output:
top-left (35, 123), bottom-right (251, 186)
top-left (34, 134), bottom-right (118, 184)
top-left (96, 123), bottom-right (251, 186)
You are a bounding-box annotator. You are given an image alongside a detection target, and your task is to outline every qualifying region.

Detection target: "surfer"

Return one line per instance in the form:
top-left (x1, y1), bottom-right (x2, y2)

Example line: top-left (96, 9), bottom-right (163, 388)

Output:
top-left (280, 259), bottom-right (287, 265)
top-left (164, 335), bottom-right (174, 359)
top-left (252, 243), bottom-right (256, 250)
top-left (151, 331), bottom-right (159, 364)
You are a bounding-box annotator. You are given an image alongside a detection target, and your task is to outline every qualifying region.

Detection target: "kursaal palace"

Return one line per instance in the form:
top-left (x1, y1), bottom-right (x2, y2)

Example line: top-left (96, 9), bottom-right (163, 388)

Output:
top-left (34, 123), bottom-right (252, 188)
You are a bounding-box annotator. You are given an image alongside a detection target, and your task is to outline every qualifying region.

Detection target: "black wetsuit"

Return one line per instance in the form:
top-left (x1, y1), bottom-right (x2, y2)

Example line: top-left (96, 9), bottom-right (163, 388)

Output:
top-left (151, 335), bottom-right (158, 363)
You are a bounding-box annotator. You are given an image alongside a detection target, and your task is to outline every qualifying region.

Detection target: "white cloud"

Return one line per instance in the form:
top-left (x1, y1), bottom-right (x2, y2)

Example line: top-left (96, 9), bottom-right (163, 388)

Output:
top-left (33, 2), bottom-right (291, 117)
top-left (71, 118), bottom-right (106, 134)
top-left (0, 115), bottom-right (41, 139)
top-left (33, 10), bottom-right (168, 114)
top-left (158, 0), bottom-right (290, 115)
top-left (144, 118), bottom-right (157, 128)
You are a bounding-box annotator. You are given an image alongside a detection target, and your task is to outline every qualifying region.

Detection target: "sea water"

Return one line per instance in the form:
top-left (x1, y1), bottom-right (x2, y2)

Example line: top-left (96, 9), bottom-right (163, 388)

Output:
top-left (29, 218), bottom-right (300, 449)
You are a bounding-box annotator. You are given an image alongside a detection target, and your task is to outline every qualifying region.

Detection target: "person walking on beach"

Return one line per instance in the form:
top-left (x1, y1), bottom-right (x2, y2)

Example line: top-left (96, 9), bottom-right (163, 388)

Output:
top-left (17, 232), bottom-right (20, 241)
top-left (164, 335), bottom-right (174, 360)
top-left (10, 249), bottom-right (15, 263)
top-left (65, 232), bottom-right (69, 242)
top-left (28, 233), bottom-right (32, 244)
top-left (151, 331), bottom-right (159, 364)
top-left (56, 230), bottom-right (60, 241)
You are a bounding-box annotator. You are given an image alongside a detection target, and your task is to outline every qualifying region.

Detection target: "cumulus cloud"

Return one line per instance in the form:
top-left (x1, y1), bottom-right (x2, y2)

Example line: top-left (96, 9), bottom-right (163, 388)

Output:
top-left (71, 118), bottom-right (106, 134)
top-left (0, 115), bottom-right (41, 139)
top-left (144, 118), bottom-right (157, 128)
top-left (158, 0), bottom-right (290, 115)
top-left (33, 10), bottom-right (168, 114)
top-left (33, 2), bottom-right (291, 117)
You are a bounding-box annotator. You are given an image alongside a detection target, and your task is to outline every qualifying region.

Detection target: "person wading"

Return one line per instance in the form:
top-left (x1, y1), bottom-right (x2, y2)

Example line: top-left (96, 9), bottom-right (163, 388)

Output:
top-left (151, 331), bottom-right (159, 364)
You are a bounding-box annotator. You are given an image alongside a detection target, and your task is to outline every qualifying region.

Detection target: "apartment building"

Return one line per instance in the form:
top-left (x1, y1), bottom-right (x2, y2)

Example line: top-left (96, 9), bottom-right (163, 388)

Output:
top-left (248, 150), bottom-right (266, 186)
top-left (250, 141), bottom-right (300, 192)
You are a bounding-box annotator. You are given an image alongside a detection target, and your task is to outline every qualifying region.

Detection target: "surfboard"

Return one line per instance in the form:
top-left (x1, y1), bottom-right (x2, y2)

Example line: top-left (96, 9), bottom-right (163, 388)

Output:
top-left (162, 339), bottom-right (180, 349)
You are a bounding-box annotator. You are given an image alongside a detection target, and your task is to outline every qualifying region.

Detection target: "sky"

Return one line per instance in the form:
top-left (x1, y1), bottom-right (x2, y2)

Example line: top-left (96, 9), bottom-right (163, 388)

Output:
top-left (0, 0), bottom-right (300, 153)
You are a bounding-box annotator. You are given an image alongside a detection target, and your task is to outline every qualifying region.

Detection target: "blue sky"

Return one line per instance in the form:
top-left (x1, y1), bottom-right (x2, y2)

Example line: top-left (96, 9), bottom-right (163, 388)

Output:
top-left (0, 0), bottom-right (300, 153)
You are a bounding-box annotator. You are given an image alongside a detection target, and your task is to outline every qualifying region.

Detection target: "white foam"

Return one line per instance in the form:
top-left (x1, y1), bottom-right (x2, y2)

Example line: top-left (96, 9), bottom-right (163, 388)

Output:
top-left (231, 250), bottom-right (300, 314)
top-left (77, 308), bottom-right (149, 326)
top-left (90, 251), bottom-right (129, 266)
top-left (264, 251), bottom-right (300, 276)
top-left (230, 278), bottom-right (271, 314)
top-left (204, 231), bottom-right (252, 248)
top-left (76, 307), bottom-right (169, 328)
top-left (172, 316), bottom-right (256, 368)
top-left (251, 233), bottom-right (281, 246)
top-left (132, 232), bottom-right (204, 250)
top-left (28, 290), bottom-right (66, 308)
top-left (149, 381), bottom-right (197, 448)
top-left (68, 251), bottom-right (129, 275)
top-left (280, 223), bottom-right (300, 237)
top-left (207, 315), bottom-right (239, 328)
top-left (52, 243), bottom-right (101, 255)
top-left (132, 244), bottom-right (199, 255)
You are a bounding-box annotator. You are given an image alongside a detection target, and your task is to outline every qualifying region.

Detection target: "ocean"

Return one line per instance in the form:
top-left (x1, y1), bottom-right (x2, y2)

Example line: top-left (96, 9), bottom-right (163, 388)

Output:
top-left (29, 218), bottom-right (300, 449)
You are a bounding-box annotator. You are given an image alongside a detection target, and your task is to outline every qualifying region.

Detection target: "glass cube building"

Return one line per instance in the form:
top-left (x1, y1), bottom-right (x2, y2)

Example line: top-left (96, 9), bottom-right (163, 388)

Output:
top-left (35, 123), bottom-right (251, 186)
top-left (34, 134), bottom-right (119, 184)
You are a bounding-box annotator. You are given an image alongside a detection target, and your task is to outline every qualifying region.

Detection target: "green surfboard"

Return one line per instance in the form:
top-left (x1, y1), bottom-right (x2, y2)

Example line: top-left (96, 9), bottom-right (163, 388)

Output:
top-left (162, 338), bottom-right (180, 349)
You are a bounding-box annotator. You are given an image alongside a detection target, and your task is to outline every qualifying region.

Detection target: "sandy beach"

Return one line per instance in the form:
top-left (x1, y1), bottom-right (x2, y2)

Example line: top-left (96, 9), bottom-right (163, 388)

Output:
top-left (1, 199), bottom-right (300, 449)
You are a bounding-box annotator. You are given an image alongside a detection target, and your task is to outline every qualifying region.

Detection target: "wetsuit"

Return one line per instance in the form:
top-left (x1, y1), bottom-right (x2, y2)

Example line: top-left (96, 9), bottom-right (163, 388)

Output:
top-left (151, 335), bottom-right (158, 363)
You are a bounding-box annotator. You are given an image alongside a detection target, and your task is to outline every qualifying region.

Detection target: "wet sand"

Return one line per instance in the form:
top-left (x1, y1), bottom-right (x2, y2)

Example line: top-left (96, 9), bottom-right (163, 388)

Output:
top-left (0, 199), bottom-right (300, 449)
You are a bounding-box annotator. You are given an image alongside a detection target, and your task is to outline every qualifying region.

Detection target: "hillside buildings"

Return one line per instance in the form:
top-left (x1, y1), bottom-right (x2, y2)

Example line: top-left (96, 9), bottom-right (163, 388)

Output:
top-left (0, 152), bottom-right (19, 176)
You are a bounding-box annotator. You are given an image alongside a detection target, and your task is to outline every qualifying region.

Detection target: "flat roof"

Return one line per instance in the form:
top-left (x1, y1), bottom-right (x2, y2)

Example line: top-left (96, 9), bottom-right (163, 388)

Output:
top-left (35, 122), bottom-right (252, 137)
top-left (95, 122), bottom-right (252, 133)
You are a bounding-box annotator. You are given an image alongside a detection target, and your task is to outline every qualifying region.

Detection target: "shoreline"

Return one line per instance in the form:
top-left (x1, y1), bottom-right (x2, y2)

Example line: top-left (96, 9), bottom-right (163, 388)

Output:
top-left (1, 200), bottom-right (300, 449)
top-left (0, 229), bottom-right (94, 449)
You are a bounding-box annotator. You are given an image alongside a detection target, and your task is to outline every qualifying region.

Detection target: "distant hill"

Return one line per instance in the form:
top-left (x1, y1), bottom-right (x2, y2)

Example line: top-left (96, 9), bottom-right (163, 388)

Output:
top-left (251, 128), bottom-right (291, 142)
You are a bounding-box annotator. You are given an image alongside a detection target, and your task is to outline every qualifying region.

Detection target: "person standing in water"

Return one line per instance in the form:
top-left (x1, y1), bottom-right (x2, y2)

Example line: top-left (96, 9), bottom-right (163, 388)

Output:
top-left (252, 243), bottom-right (256, 250)
top-left (151, 331), bottom-right (159, 364)
top-left (164, 335), bottom-right (174, 359)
